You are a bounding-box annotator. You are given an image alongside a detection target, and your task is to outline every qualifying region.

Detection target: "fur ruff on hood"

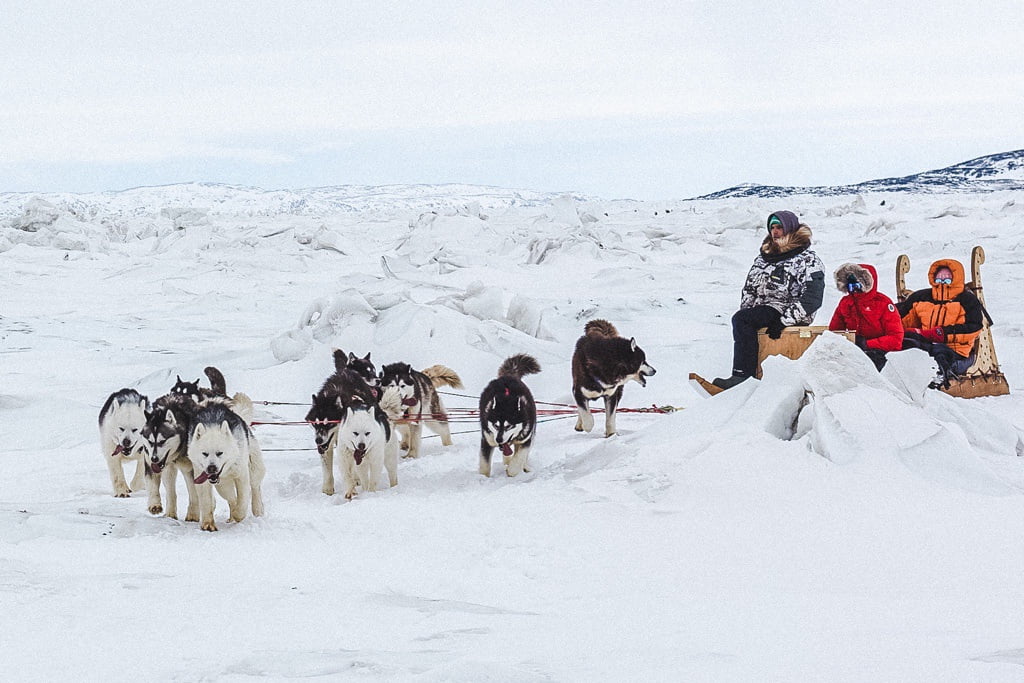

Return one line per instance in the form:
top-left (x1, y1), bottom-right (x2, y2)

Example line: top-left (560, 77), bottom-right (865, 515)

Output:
top-left (760, 225), bottom-right (812, 257)
top-left (834, 263), bottom-right (875, 293)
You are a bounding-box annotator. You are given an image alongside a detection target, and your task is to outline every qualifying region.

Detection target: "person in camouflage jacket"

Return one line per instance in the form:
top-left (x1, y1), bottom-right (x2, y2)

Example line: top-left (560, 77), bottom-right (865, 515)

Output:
top-left (713, 210), bottom-right (825, 390)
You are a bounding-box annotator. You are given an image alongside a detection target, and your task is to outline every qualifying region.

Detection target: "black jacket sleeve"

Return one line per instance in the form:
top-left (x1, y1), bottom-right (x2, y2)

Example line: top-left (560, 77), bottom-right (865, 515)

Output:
top-left (800, 270), bottom-right (825, 315)
top-left (944, 290), bottom-right (984, 335)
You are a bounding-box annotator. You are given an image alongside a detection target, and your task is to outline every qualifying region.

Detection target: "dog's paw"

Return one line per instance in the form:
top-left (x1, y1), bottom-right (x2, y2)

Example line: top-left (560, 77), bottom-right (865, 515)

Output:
top-left (322, 486), bottom-right (335, 496)
top-left (201, 520), bottom-right (218, 532)
top-left (184, 511), bottom-right (199, 523)
top-left (148, 503), bottom-right (163, 515)
top-left (344, 490), bottom-right (356, 500)
top-left (114, 490), bottom-right (131, 498)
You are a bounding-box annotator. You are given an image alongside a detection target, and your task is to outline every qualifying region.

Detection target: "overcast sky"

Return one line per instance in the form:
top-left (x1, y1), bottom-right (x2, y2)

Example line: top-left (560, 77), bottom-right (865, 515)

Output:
top-left (1, 1), bottom-right (1021, 199)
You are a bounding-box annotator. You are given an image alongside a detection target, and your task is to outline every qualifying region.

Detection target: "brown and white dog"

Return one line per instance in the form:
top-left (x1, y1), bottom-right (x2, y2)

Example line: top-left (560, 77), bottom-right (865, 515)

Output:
top-left (571, 319), bottom-right (656, 437)
top-left (379, 362), bottom-right (462, 458)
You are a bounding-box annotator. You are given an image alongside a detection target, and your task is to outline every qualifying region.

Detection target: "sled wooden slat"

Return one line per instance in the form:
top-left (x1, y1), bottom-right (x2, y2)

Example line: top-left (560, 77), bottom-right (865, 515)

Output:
top-left (754, 326), bottom-right (855, 379)
top-left (691, 327), bottom-right (854, 395)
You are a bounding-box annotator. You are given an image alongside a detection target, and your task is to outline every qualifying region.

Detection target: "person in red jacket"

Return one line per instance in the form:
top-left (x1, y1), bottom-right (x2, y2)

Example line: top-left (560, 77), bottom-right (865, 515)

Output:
top-left (828, 263), bottom-right (904, 371)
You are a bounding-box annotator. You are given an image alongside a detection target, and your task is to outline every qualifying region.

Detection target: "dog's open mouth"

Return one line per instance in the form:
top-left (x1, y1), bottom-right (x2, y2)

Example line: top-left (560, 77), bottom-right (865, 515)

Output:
top-left (194, 468), bottom-right (221, 485)
top-left (401, 397), bottom-right (417, 407)
top-left (150, 461), bottom-right (163, 474)
top-left (353, 446), bottom-right (367, 465)
top-left (499, 443), bottom-right (513, 456)
top-left (112, 445), bottom-right (125, 456)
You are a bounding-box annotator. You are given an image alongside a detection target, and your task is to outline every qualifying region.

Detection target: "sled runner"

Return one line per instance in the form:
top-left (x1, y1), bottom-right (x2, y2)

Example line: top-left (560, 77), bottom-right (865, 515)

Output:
top-left (896, 246), bottom-right (1009, 399)
top-left (690, 326), bottom-right (854, 396)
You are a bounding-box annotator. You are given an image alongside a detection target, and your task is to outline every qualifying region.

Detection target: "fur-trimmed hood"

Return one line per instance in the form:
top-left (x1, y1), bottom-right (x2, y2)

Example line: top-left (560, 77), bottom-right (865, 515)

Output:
top-left (834, 263), bottom-right (877, 294)
top-left (760, 224), bottom-right (812, 258)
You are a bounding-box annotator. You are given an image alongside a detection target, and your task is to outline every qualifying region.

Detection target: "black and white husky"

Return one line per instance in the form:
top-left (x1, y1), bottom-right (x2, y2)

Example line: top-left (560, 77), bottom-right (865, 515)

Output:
top-left (336, 402), bottom-right (399, 499)
top-left (379, 362), bottom-right (462, 458)
top-left (306, 349), bottom-right (380, 495)
top-left (187, 399), bottom-right (265, 532)
top-left (571, 319), bottom-right (656, 437)
top-left (98, 388), bottom-right (150, 497)
top-left (170, 366), bottom-right (227, 402)
top-left (479, 354), bottom-right (541, 477)
top-left (140, 392), bottom-right (199, 521)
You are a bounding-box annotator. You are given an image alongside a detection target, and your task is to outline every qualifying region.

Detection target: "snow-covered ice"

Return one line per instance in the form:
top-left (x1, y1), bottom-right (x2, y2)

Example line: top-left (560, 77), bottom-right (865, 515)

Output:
top-left (2, 183), bottom-right (1024, 681)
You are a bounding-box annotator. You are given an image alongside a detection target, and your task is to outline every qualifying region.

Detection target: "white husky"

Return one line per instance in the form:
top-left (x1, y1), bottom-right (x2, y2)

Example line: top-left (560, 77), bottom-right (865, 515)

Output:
top-left (187, 398), bottom-right (265, 532)
top-left (336, 403), bottom-right (398, 500)
top-left (98, 388), bottom-right (150, 497)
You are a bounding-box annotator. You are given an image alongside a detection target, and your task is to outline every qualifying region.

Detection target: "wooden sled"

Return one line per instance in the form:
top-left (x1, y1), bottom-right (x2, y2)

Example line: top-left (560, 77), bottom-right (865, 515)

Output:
top-left (690, 326), bottom-right (855, 396)
top-left (896, 246), bottom-right (1010, 399)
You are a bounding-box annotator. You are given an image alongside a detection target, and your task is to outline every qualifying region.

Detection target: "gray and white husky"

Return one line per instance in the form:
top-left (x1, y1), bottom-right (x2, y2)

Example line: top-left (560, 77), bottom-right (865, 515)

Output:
top-left (187, 400), bottom-right (265, 532)
top-left (479, 354), bottom-right (541, 477)
top-left (140, 392), bottom-right (199, 521)
top-left (379, 362), bottom-right (462, 458)
top-left (306, 349), bottom-right (380, 495)
top-left (98, 388), bottom-right (150, 497)
top-left (336, 402), bottom-right (399, 500)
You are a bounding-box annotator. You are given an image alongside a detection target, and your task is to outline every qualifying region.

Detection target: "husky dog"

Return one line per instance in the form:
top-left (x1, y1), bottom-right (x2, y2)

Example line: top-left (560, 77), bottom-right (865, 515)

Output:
top-left (140, 392), bottom-right (199, 521)
top-left (572, 319), bottom-right (656, 437)
top-left (336, 402), bottom-right (398, 499)
top-left (98, 388), bottom-right (150, 497)
top-left (342, 350), bottom-right (381, 398)
top-left (306, 349), bottom-right (379, 495)
top-left (379, 362), bottom-right (462, 458)
top-left (187, 402), bottom-right (266, 532)
top-left (479, 354), bottom-right (541, 477)
top-left (170, 366), bottom-right (227, 402)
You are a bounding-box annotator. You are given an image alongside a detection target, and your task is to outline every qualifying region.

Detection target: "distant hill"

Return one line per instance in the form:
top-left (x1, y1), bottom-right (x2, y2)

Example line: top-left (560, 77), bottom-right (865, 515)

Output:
top-left (695, 149), bottom-right (1024, 199)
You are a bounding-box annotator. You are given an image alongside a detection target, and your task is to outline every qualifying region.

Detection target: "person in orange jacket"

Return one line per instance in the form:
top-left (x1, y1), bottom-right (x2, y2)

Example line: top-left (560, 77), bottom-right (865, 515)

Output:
top-left (828, 263), bottom-right (904, 371)
top-left (896, 258), bottom-right (983, 388)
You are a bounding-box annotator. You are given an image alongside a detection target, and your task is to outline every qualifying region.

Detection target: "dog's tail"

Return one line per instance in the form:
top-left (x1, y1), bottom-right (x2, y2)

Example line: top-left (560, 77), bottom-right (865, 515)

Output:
top-left (230, 392), bottom-right (254, 425)
top-left (498, 354), bottom-right (541, 379)
top-left (332, 348), bottom-right (348, 372)
top-left (422, 365), bottom-right (464, 389)
top-left (378, 386), bottom-right (404, 421)
top-left (204, 366), bottom-right (227, 396)
top-left (584, 319), bottom-right (618, 338)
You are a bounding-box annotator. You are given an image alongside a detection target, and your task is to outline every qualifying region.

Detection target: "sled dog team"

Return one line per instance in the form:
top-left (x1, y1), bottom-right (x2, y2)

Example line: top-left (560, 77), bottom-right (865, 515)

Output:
top-left (98, 320), bottom-right (657, 531)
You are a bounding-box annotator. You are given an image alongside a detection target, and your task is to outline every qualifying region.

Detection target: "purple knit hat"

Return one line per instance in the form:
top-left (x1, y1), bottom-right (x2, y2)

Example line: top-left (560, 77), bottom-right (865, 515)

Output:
top-left (767, 210), bottom-right (800, 235)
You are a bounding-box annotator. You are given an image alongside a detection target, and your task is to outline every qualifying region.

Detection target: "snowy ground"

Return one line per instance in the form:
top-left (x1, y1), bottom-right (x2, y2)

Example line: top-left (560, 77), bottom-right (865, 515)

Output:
top-left (2, 186), bottom-right (1024, 681)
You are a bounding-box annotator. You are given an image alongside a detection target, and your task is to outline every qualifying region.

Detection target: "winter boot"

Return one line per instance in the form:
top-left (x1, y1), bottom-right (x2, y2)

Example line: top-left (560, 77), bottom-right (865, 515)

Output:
top-left (712, 374), bottom-right (750, 390)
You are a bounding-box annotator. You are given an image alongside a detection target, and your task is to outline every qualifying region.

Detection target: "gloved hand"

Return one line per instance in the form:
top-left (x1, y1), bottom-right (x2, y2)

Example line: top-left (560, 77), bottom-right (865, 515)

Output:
top-left (854, 334), bottom-right (869, 351)
top-left (906, 328), bottom-right (922, 338)
top-left (920, 327), bottom-right (945, 343)
top-left (766, 318), bottom-right (785, 340)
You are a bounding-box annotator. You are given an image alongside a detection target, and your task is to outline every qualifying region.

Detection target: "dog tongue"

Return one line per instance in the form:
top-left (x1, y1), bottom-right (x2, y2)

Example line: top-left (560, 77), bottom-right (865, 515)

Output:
top-left (353, 446), bottom-right (367, 465)
top-left (112, 445), bottom-right (124, 456)
top-left (193, 471), bottom-right (210, 485)
top-left (500, 444), bottom-right (513, 456)
top-left (151, 462), bottom-right (162, 474)
top-left (401, 397), bottom-right (417, 407)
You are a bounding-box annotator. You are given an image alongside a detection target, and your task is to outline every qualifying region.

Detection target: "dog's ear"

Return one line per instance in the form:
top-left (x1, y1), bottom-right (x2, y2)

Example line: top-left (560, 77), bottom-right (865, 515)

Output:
top-left (194, 423), bottom-right (206, 438)
top-left (486, 397), bottom-right (496, 414)
top-left (219, 421), bottom-right (231, 436)
top-left (166, 410), bottom-right (177, 427)
top-left (519, 395), bottom-right (528, 412)
top-left (348, 351), bottom-right (358, 362)
top-left (363, 352), bottom-right (371, 361)
top-left (629, 337), bottom-right (637, 353)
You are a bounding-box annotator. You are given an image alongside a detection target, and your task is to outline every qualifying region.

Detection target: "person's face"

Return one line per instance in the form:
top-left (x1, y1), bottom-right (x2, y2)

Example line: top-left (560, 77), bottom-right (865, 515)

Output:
top-left (935, 267), bottom-right (954, 283)
top-left (770, 225), bottom-right (785, 240)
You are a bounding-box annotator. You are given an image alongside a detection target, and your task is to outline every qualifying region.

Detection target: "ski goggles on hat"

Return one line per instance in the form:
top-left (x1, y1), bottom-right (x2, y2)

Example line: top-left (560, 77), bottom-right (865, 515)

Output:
top-left (934, 277), bottom-right (953, 285)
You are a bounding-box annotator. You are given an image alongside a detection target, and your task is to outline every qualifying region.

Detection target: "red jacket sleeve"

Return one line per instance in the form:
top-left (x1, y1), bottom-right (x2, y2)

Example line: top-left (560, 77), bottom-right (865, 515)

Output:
top-left (866, 299), bottom-right (905, 352)
top-left (828, 299), bottom-right (847, 332)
